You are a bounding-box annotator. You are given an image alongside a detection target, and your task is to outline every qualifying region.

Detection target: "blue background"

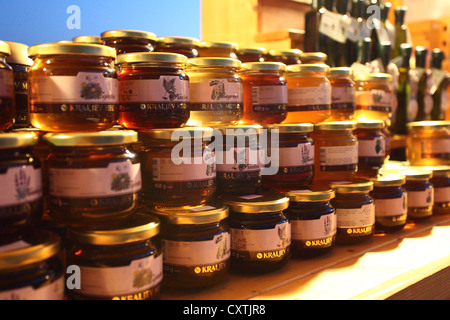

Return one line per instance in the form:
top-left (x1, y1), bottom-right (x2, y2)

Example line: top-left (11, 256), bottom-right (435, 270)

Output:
top-left (0, 0), bottom-right (201, 46)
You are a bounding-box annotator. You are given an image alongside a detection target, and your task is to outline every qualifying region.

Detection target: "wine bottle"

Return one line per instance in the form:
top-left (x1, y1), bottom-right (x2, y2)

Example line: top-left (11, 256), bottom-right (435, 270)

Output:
top-left (346, 0), bottom-right (359, 65)
top-left (430, 49), bottom-right (449, 120)
top-left (414, 46), bottom-right (433, 121)
top-left (335, 0), bottom-right (350, 66)
top-left (391, 6), bottom-right (408, 59)
top-left (394, 43), bottom-right (412, 135)
top-left (304, 0), bottom-right (323, 52)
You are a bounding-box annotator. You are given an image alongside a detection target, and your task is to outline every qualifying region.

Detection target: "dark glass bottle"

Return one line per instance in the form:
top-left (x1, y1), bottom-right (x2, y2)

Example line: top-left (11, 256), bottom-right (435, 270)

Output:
top-left (346, 0), bottom-right (360, 66)
top-left (379, 41), bottom-right (392, 72)
top-left (368, 0), bottom-right (380, 61)
top-left (415, 46), bottom-right (432, 121)
top-left (393, 43), bottom-right (412, 135)
top-left (335, 0), bottom-right (349, 67)
top-left (391, 6), bottom-right (408, 59)
top-left (357, 37), bottom-right (372, 66)
top-left (304, 0), bottom-right (323, 52)
top-left (430, 49), bottom-right (449, 120)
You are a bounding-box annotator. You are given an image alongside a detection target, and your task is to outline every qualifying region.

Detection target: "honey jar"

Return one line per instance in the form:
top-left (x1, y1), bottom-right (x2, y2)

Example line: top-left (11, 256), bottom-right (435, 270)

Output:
top-left (139, 127), bottom-right (216, 206)
top-left (72, 36), bottom-right (102, 44)
top-left (116, 52), bottom-right (190, 130)
top-left (100, 30), bottom-right (156, 55)
top-left (0, 41), bottom-right (15, 131)
top-left (66, 213), bottom-right (162, 300)
top-left (239, 62), bottom-right (288, 125)
top-left (236, 47), bottom-right (267, 63)
top-left (312, 121), bottom-right (358, 183)
top-left (153, 36), bottom-right (200, 58)
top-left (284, 64), bottom-right (331, 124)
top-left (300, 52), bottom-right (328, 64)
top-left (44, 131), bottom-right (142, 227)
top-left (265, 49), bottom-right (302, 65)
top-left (423, 165), bottom-right (450, 215)
top-left (328, 67), bottom-right (356, 121)
top-left (263, 123), bottom-right (314, 191)
top-left (197, 41), bottom-right (238, 59)
top-left (27, 42), bottom-right (119, 132)
top-left (400, 169), bottom-right (434, 221)
top-left (150, 204), bottom-right (230, 289)
top-left (354, 73), bottom-right (394, 121)
top-left (186, 57), bottom-right (242, 126)
top-left (330, 179), bottom-right (375, 244)
top-left (222, 194), bottom-right (290, 273)
top-left (406, 121), bottom-right (450, 166)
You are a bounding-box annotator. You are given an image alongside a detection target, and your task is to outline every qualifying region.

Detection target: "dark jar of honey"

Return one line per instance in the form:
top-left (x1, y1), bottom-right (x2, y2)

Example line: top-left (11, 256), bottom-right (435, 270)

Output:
top-left (328, 67), bottom-right (356, 121)
top-left (330, 179), bottom-right (375, 245)
top-left (139, 127), bottom-right (216, 206)
top-left (100, 30), bottom-right (156, 55)
top-left (422, 165), bottom-right (450, 215)
top-left (197, 41), bottom-right (238, 59)
top-left (236, 46), bottom-right (267, 63)
top-left (239, 62), bottom-right (288, 125)
top-left (265, 49), bottom-right (302, 65)
top-left (66, 213), bottom-right (162, 300)
top-left (116, 52), bottom-right (190, 130)
top-left (222, 194), bottom-right (291, 274)
top-left (284, 187), bottom-right (336, 258)
top-left (27, 42), bottom-right (119, 132)
top-left (154, 36), bottom-right (200, 58)
top-left (262, 123), bottom-right (315, 191)
top-left (0, 41), bottom-right (15, 131)
top-left (400, 169), bottom-right (434, 221)
top-left (44, 131), bottom-right (142, 227)
top-left (149, 204), bottom-right (230, 290)
top-left (0, 230), bottom-right (65, 300)
top-left (0, 132), bottom-right (43, 244)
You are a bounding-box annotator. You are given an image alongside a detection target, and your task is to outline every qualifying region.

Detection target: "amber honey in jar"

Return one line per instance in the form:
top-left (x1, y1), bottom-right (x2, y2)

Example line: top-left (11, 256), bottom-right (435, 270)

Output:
top-left (265, 49), bottom-right (302, 65)
top-left (0, 41), bottom-right (15, 131)
top-left (354, 73), bottom-right (394, 121)
top-left (284, 187), bottom-right (336, 258)
top-left (406, 121), bottom-right (450, 166)
top-left (328, 67), bottom-right (356, 121)
top-left (139, 127), bottom-right (216, 206)
top-left (222, 194), bottom-right (290, 274)
top-left (100, 30), bottom-right (156, 55)
top-left (330, 179), bottom-right (375, 244)
top-left (0, 230), bottom-right (65, 300)
top-left (154, 36), bottom-right (200, 58)
top-left (239, 62), bottom-right (287, 125)
top-left (354, 119), bottom-right (386, 178)
top-left (72, 36), bottom-right (103, 44)
top-left (44, 131), bottom-right (142, 227)
top-left (236, 46), bottom-right (267, 63)
top-left (66, 213), bottom-right (162, 300)
top-left (312, 121), bottom-right (358, 183)
top-left (197, 41), bottom-right (238, 59)
top-left (421, 166), bottom-right (450, 215)
top-left (400, 169), bottom-right (434, 221)
top-left (299, 52), bottom-right (328, 64)
top-left (284, 64), bottom-right (331, 124)
top-left (27, 42), bottom-right (119, 132)
top-left (116, 52), bottom-right (189, 130)
top-left (150, 203), bottom-right (230, 289)
top-left (263, 123), bottom-right (314, 191)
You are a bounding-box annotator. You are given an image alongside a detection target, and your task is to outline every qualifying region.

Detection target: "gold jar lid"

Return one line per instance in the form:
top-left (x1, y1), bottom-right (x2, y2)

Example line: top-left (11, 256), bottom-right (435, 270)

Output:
top-left (356, 119), bottom-right (386, 129)
top-left (157, 36), bottom-right (200, 45)
top-left (268, 49), bottom-right (302, 58)
top-left (240, 61), bottom-right (286, 72)
top-left (315, 121), bottom-right (357, 131)
top-left (116, 52), bottom-right (188, 65)
top-left (72, 36), bottom-right (103, 44)
top-left (187, 57), bottom-right (241, 69)
top-left (236, 46), bottom-right (267, 55)
top-left (215, 124), bottom-right (262, 136)
top-left (371, 173), bottom-right (406, 187)
top-left (330, 179), bottom-right (374, 193)
top-left (411, 165), bottom-right (450, 177)
top-left (100, 30), bottom-right (157, 41)
top-left (5, 41), bottom-right (32, 66)
top-left (329, 67), bottom-right (353, 77)
top-left (139, 126), bottom-right (214, 140)
top-left (264, 123), bottom-right (314, 133)
top-left (0, 132), bottom-right (38, 149)
top-left (150, 203), bottom-right (229, 225)
top-left (287, 63), bottom-right (330, 73)
top-left (28, 42), bottom-right (116, 59)
top-left (0, 40), bottom-right (11, 56)
top-left (199, 41), bottom-right (237, 49)
top-left (68, 213), bottom-right (160, 246)
top-left (407, 120), bottom-right (450, 130)
top-left (222, 194), bottom-right (290, 214)
top-left (354, 72), bottom-right (392, 82)
top-left (0, 230), bottom-right (60, 270)
top-left (300, 52), bottom-right (327, 63)
top-left (284, 186), bottom-right (335, 202)
top-left (398, 169), bottom-right (433, 181)
top-left (44, 130), bottom-right (138, 147)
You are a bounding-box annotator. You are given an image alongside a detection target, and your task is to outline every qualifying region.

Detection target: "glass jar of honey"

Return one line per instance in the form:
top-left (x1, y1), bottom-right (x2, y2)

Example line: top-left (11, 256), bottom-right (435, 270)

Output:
top-left (0, 230), bottom-right (64, 300)
top-left (263, 123), bottom-right (314, 191)
top-left (100, 30), bottom-right (156, 55)
top-left (354, 73), bottom-right (394, 121)
top-left (0, 41), bottom-right (15, 131)
top-left (354, 119), bottom-right (386, 179)
top-left (422, 165), bottom-right (450, 215)
top-left (312, 121), bottom-right (358, 183)
top-left (150, 203), bottom-right (230, 289)
top-left (239, 62), bottom-right (287, 125)
top-left (139, 127), bottom-right (216, 206)
top-left (153, 36), bottom-right (200, 58)
top-left (27, 42), bottom-right (119, 132)
top-left (284, 64), bottom-right (331, 124)
top-left (300, 52), bottom-right (328, 64)
top-left (265, 49), bottom-right (302, 65)
top-left (400, 169), bottom-right (434, 221)
top-left (66, 213), bottom-right (162, 300)
top-left (222, 194), bottom-right (290, 274)
top-left (0, 132), bottom-right (43, 244)
top-left (116, 52), bottom-right (189, 130)
top-left (236, 47), bottom-right (267, 63)
top-left (197, 41), bottom-right (238, 58)
top-left (72, 36), bottom-right (103, 44)
top-left (370, 173), bottom-right (407, 233)
top-left (186, 57), bottom-right (242, 126)
top-left (44, 131), bottom-right (142, 227)
top-left (284, 187), bottom-right (336, 258)
top-left (328, 67), bottom-right (356, 121)
top-left (406, 121), bottom-right (450, 166)
top-left (330, 179), bottom-right (375, 244)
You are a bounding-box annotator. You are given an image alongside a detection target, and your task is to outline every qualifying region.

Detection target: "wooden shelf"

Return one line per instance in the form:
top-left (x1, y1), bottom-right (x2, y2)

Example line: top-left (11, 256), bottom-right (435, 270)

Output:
top-left (161, 213), bottom-right (450, 300)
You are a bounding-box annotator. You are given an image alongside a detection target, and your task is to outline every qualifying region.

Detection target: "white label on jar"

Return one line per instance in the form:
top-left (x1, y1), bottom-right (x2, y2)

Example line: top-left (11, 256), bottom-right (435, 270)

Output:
top-left (152, 155), bottom-right (216, 181)
top-left (231, 222), bottom-right (291, 252)
top-left (374, 194), bottom-right (407, 217)
top-left (358, 137), bottom-right (385, 157)
top-left (421, 139), bottom-right (450, 159)
top-left (435, 186), bottom-right (450, 203)
top-left (0, 69), bottom-right (14, 98)
top-left (288, 82), bottom-right (331, 107)
top-left (29, 72), bottom-right (118, 104)
top-left (190, 79), bottom-right (242, 103)
top-left (216, 147), bottom-right (260, 172)
top-left (0, 276), bottom-right (65, 300)
top-left (336, 203), bottom-right (375, 228)
top-left (162, 233), bottom-right (230, 266)
top-left (407, 188), bottom-right (434, 208)
top-left (49, 162), bottom-right (141, 198)
top-left (251, 85), bottom-right (288, 105)
top-left (276, 143), bottom-right (314, 167)
top-left (0, 166), bottom-right (42, 207)
top-left (355, 89), bottom-right (392, 112)
top-left (320, 144), bottom-right (358, 167)
top-left (331, 86), bottom-right (355, 105)
top-left (291, 213), bottom-right (336, 241)
top-left (119, 76), bottom-right (189, 103)
top-left (77, 254), bottom-right (163, 297)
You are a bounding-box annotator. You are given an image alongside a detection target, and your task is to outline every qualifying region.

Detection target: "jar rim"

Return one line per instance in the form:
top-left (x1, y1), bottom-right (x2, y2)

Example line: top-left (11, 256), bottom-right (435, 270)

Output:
top-left (264, 123), bottom-right (314, 133)
top-left (187, 57), bottom-right (241, 69)
top-left (354, 72), bottom-right (393, 82)
top-left (329, 179), bottom-right (374, 193)
top-left (236, 46), bottom-right (267, 55)
top-left (299, 52), bottom-right (327, 62)
top-left (138, 126), bottom-right (214, 140)
top-left (407, 120), bottom-right (450, 130)
top-left (356, 119), bottom-right (386, 129)
top-left (215, 124), bottom-right (262, 136)
top-left (371, 173), bottom-right (406, 187)
top-left (222, 194), bottom-right (290, 214)
top-left (0, 132), bottom-right (38, 149)
top-left (5, 41), bottom-right (32, 66)
top-left (397, 169), bottom-right (433, 180)
top-left (44, 130), bottom-right (138, 147)
top-left (418, 165), bottom-right (450, 176)
top-left (72, 35), bottom-right (103, 44)
top-left (315, 121), bottom-right (357, 131)
top-left (156, 36), bottom-right (200, 45)
top-left (149, 204), bottom-right (229, 225)
top-left (198, 41), bottom-right (237, 49)
top-left (284, 187), bottom-right (335, 202)
top-left (28, 42), bottom-right (116, 59)
top-left (100, 29), bottom-right (157, 41)
top-left (116, 52), bottom-right (188, 65)
top-left (0, 40), bottom-right (11, 56)
top-left (240, 61), bottom-right (286, 72)
top-left (329, 67), bottom-right (353, 76)
top-left (287, 63), bottom-right (330, 73)
top-left (268, 49), bottom-right (302, 58)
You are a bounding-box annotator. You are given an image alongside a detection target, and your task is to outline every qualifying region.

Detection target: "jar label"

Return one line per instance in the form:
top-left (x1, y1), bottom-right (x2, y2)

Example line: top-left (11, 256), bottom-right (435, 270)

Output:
top-left (291, 213), bottom-right (336, 241)
top-left (374, 194), bottom-right (407, 217)
top-left (336, 203), bottom-right (375, 228)
top-left (421, 140), bottom-right (450, 160)
top-left (319, 144), bottom-right (358, 171)
top-left (287, 82), bottom-right (331, 111)
top-left (76, 254), bottom-right (163, 299)
top-left (0, 166), bottom-right (42, 207)
top-left (270, 143), bottom-right (314, 174)
top-left (190, 78), bottom-right (242, 111)
top-left (355, 90), bottom-right (392, 113)
top-left (331, 86), bottom-right (355, 110)
top-left (251, 85), bottom-right (288, 113)
top-left (435, 186), bottom-right (450, 203)
top-left (151, 155), bottom-right (216, 183)
top-left (216, 147), bottom-right (260, 173)
top-left (407, 188), bottom-right (434, 208)
top-left (0, 69), bottom-right (14, 98)
top-left (0, 276), bottom-right (65, 300)
top-left (358, 137), bottom-right (386, 158)
top-left (29, 72), bottom-right (118, 104)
